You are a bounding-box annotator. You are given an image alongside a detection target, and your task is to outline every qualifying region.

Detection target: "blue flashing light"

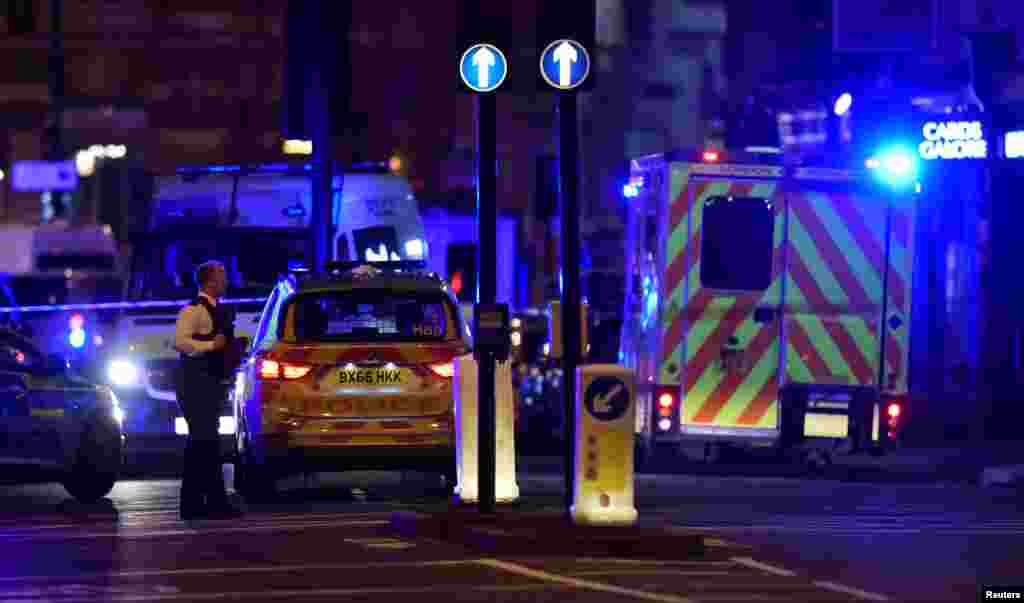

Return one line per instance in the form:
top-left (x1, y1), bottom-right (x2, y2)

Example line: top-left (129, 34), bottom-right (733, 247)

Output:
top-left (622, 184), bottom-right (639, 198)
top-left (69, 328), bottom-right (86, 348)
top-left (834, 92), bottom-right (853, 116)
top-left (867, 145), bottom-right (918, 189)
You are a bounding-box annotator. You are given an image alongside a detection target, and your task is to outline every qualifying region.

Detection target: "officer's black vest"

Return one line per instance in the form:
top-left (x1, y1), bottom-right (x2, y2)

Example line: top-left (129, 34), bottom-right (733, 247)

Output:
top-left (180, 296), bottom-right (231, 380)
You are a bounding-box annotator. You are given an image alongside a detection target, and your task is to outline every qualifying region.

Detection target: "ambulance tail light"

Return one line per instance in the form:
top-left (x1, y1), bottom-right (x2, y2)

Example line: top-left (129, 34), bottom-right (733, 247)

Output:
top-left (257, 358), bottom-right (313, 381)
top-left (882, 395), bottom-right (906, 440)
top-left (655, 386), bottom-right (678, 431)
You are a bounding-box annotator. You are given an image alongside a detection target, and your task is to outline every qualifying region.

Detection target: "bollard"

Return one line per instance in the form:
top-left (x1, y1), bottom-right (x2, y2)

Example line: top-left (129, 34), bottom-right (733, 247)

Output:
top-left (453, 353), bottom-right (520, 503)
top-left (572, 364), bottom-right (638, 526)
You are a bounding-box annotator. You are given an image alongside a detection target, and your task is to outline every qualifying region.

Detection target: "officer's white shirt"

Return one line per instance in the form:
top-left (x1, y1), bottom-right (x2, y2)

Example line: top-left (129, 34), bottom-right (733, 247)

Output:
top-left (174, 292), bottom-right (218, 357)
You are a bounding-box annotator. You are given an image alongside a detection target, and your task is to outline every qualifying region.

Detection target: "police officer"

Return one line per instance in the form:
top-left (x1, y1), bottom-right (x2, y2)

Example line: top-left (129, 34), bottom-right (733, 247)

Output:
top-left (173, 260), bottom-right (243, 520)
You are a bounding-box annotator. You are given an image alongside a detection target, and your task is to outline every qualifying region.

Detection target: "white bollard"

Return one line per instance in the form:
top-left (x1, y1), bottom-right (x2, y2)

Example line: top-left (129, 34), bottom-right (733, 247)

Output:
top-left (453, 353), bottom-right (520, 503)
top-left (571, 364), bottom-right (638, 526)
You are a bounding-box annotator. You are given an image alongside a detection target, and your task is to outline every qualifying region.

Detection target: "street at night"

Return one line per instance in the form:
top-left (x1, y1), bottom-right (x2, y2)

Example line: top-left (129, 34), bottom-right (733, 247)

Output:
top-left (0, 462), bottom-right (1019, 602)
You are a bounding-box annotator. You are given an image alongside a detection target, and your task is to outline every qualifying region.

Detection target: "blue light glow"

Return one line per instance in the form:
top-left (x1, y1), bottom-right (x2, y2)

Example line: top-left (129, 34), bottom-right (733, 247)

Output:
top-left (69, 328), bottom-right (86, 348)
top-left (623, 184), bottom-right (639, 198)
top-left (868, 145), bottom-right (918, 189)
top-left (834, 93), bottom-right (853, 116)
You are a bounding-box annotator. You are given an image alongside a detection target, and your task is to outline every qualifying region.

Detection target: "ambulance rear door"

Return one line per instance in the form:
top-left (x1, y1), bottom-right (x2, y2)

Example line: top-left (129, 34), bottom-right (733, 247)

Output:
top-left (673, 162), bottom-right (786, 441)
top-left (779, 168), bottom-right (895, 439)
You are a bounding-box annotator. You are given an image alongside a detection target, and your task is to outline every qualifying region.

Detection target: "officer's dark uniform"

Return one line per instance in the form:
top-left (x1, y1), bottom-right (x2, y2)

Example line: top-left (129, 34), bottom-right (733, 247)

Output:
top-left (176, 296), bottom-right (236, 518)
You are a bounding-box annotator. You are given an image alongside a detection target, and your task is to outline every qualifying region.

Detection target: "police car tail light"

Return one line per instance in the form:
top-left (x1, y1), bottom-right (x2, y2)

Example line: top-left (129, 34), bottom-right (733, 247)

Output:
top-left (702, 149), bottom-right (721, 163)
top-left (429, 361), bottom-right (455, 378)
top-left (257, 359), bottom-right (313, 380)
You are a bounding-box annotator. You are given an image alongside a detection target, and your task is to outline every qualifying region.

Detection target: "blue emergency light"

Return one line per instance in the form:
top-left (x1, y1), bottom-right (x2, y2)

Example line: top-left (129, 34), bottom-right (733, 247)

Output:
top-left (866, 145), bottom-right (918, 190)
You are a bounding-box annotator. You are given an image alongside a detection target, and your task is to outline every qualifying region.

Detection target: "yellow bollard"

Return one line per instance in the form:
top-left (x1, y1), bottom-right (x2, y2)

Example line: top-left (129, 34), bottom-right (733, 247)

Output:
top-left (572, 364), bottom-right (638, 526)
top-left (453, 354), bottom-right (520, 503)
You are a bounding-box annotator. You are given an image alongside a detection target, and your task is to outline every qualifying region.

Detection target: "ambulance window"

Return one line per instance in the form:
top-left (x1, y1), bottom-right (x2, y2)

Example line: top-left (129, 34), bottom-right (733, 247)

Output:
top-left (700, 196), bottom-right (774, 291)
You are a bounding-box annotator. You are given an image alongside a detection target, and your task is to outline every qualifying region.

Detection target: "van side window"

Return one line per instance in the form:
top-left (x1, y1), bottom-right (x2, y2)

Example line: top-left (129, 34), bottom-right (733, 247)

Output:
top-left (699, 196), bottom-right (774, 291)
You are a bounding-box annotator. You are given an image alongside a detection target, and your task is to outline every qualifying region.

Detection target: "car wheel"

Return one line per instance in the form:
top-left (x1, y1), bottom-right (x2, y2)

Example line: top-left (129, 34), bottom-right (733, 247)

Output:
top-left (62, 420), bottom-right (121, 503)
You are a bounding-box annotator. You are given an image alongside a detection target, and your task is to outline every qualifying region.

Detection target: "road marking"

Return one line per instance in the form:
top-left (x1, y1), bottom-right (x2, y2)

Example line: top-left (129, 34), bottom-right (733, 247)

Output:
top-left (344, 537), bottom-right (415, 550)
top-left (813, 580), bottom-right (890, 601)
top-left (573, 570), bottom-right (732, 577)
top-left (729, 557), bottom-right (797, 577)
top-left (0, 560), bottom-right (474, 583)
top-left (477, 558), bottom-right (696, 603)
top-left (703, 537), bottom-right (752, 549)
top-left (0, 584), bottom-right (574, 601)
top-left (573, 558), bottom-right (735, 567)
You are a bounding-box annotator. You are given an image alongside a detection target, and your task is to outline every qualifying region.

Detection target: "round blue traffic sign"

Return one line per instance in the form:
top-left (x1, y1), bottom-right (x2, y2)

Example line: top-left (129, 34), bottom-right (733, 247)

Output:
top-left (539, 39), bottom-right (591, 91)
top-left (459, 44), bottom-right (508, 93)
top-left (584, 376), bottom-right (630, 422)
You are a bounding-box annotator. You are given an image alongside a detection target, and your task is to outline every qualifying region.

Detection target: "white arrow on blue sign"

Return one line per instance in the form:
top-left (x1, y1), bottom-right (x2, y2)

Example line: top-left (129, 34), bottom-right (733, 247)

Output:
top-left (459, 43), bottom-right (508, 93)
top-left (539, 39), bottom-right (591, 91)
top-left (11, 160), bottom-right (79, 192)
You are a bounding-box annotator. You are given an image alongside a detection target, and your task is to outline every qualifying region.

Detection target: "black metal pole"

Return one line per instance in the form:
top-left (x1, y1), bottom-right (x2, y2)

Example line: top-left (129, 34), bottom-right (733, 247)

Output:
top-left (476, 92), bottom-right (498, 514)
top-left (558, 93), bottom-right (580, 514)
top-left (45, 0), bottom-right (65, 221)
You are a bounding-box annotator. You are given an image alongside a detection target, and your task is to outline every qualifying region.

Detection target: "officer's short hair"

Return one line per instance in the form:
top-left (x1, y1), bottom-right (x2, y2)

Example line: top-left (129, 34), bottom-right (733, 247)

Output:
top-left (194, 260), bottom-right (225, 288)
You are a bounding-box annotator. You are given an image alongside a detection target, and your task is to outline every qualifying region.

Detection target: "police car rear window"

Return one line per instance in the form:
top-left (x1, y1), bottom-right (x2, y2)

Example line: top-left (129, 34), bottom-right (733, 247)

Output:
top-left (283, 292), bottom-right (452, 342)
top-left (700, 196), bottom-right (774, 291)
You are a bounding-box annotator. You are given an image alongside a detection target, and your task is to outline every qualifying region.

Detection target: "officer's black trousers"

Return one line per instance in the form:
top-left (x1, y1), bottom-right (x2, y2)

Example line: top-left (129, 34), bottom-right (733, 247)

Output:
top-left (177, 371), bottom-right (229, 511)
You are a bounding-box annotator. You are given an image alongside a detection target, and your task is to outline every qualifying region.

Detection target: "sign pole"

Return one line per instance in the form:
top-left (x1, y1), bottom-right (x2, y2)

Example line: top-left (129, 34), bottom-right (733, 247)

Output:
top-left (476, 91), bottom-right (498, 514)
top-left (44, 0), bottom-right (66, 222)
top-left (558, 91), bottom-right (581, 515)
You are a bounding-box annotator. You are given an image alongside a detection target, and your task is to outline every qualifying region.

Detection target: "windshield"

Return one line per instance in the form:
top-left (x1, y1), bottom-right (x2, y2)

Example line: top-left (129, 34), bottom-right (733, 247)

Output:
top-left (352, 226), bottom-right (401, 262)
top-left (128, 231), bottom-right (307, 300)
top-left (283, 291), bottom-right (455, 343)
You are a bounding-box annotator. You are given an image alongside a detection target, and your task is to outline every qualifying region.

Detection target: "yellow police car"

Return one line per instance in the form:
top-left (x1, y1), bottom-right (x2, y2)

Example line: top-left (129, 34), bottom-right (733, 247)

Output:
top-left (0, 326), bottom-right (124, 502)
top-left (232, 261), bottom-right (468, 499)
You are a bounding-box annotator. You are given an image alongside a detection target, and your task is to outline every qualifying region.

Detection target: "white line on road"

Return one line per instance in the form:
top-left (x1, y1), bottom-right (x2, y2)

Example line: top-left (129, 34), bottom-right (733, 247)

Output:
top-left (572, 570), bottom-right (732, 577)
top-left (813, 580), bottom-right (890, 601)
top-left (478, 558), bottom-right (696, 603)
top-left (0, 560), bottom-right (473, 583)
top-left (729, 557), bottom-right (797, 577)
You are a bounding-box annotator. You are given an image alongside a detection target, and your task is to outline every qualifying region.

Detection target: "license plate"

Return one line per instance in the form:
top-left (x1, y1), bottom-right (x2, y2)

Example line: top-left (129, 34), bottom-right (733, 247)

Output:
top-left (338, 368), bottom-right (404, 386)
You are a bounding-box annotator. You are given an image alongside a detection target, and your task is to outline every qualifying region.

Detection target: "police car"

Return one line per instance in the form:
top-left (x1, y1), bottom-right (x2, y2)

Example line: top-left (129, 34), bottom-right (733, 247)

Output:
top-left (232, 261), bottom-right (467, 499)
top-left (0, 327), bottom-right (124, 502)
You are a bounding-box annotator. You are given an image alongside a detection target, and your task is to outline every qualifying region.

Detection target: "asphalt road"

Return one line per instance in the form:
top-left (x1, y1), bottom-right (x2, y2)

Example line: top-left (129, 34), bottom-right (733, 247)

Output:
top-left (0, 463), bottom-right (1019, 602)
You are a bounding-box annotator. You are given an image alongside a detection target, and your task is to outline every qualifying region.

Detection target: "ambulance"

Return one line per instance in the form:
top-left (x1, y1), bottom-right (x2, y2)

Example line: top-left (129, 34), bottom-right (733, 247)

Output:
top-left (101, 161), bottom-right (424, 457)
top-left (619, 148), bottom-right (915, 466)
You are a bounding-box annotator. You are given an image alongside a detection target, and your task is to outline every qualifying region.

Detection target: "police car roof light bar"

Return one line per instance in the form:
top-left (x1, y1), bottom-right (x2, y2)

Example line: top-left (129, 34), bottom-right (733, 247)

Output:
top-left (324, 260), bottom-right (429, 275)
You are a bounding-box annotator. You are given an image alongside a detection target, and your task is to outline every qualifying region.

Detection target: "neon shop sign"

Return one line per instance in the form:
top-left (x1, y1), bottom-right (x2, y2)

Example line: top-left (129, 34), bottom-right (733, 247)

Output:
top-left (918, 121), bottom-right (987, 160)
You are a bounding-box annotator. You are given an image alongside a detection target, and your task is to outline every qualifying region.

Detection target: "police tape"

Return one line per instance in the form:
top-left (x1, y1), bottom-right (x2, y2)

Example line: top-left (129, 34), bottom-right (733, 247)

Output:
top-left (0, 297), bottom-right (268, 314)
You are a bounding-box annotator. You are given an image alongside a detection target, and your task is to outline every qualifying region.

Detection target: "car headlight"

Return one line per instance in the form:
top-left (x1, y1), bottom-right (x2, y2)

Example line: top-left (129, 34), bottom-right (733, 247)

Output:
top-left (107, 359), bottom-right (140, 387)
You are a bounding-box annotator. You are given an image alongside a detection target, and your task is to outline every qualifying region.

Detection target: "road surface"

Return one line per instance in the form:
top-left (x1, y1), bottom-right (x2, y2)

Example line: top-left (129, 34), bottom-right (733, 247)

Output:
top-left (0, 466), bottom-right (1018, 602)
